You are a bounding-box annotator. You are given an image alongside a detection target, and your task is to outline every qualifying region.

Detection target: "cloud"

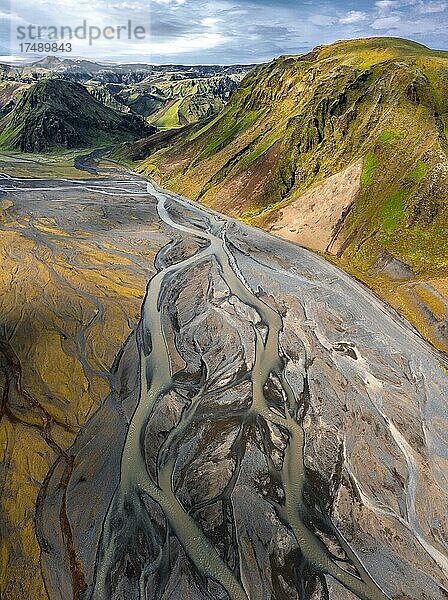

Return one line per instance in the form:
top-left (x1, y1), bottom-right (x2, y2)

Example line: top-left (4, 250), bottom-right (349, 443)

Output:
top-left (417, 0), bottom-right (447, 12)
top-left (152, 0), bottom-right (186, 5)
top-left (126, 31), bottom-right (227, 55)
top-left (2, 0), bottom-right (448, 64)
top-left (339, 11), bottom-right (368, 24)
top-left (308, 14), bottom-right (337, 26)
top-left (371, 15), bottom-right (402, 28)
top-left (111, 1), bottom-right (147, 10)
top-left (375, 0), bottom-right (402, 12)
top-left (201, 17), bottom-right (222, 27)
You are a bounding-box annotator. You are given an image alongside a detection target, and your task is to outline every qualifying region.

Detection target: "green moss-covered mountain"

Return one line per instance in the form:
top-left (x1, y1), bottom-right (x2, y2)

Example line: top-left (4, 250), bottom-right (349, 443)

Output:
top-left (86, 76), bottom-right (242, 128)
top-left (0, 79), bottom-right (154, 151)
top-left (144, 75), bottom-right (243, 128)
top-left (132, 37), bottom-right (448, 352)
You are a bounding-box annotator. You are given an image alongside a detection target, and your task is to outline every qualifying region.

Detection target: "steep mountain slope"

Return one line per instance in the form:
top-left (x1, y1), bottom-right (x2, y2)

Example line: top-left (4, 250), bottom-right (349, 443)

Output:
top-left (86, 75), bottom-right (240, 127)
top-left (0, 79), bottom-right (153, 151)
top-left (0, 82), bottom-right (25, 118)
top-left (134, 37), bottom-right (448, 352)
top-left (145, 74), bottom-right (243, 128)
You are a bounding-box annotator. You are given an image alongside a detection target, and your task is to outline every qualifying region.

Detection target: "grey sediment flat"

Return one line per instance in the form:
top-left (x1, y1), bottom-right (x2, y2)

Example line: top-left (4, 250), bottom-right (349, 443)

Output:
top-left (1, 168), bottom-right (447, 600)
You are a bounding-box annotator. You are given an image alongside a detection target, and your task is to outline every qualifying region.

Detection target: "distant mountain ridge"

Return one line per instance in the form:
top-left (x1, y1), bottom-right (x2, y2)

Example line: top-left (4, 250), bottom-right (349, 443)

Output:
top-left (0, 57), bottom-right (254, 128)
top-left (0, 56), bottom-right (255, 77)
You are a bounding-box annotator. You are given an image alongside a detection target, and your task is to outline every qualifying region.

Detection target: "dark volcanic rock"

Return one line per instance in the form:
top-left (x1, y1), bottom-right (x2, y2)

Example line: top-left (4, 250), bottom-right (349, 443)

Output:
top-left (371, 251), bottom-right (414, 280)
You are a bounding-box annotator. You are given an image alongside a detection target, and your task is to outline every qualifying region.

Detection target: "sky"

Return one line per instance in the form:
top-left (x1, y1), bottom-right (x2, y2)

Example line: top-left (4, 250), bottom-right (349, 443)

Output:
top-left (1, 0), bottom-right (448, 64)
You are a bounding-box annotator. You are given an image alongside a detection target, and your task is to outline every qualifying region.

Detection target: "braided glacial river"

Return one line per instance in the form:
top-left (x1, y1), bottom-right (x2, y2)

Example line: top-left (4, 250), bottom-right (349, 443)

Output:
top-left (91, 183), bottom-right (391, 600)
top-left (1, 169), bottom-right (447, 600)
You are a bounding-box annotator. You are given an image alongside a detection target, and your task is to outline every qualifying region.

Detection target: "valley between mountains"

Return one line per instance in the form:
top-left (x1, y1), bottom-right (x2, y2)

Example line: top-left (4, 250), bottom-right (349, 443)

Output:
top-left (1, 36), bottom-right (448, 600)
top-left (0, 152), bottom-right (447, 600)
